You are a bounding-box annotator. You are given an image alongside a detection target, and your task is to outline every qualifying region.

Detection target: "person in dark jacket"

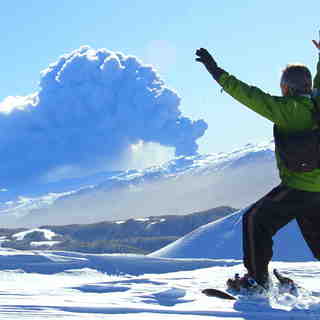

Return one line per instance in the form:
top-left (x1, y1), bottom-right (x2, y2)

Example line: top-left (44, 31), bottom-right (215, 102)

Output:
top-left (196, 38), bottom-right (320, 291)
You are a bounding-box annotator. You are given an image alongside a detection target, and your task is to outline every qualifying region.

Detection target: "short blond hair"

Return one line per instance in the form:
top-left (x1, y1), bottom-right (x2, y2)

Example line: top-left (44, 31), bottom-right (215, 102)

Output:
top-left (281, 64), bottom-right (312, 95)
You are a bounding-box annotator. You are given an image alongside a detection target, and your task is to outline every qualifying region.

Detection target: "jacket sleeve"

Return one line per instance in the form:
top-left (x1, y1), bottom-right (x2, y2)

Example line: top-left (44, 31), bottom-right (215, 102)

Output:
top-left (217, 72), bottom-right (284, 124)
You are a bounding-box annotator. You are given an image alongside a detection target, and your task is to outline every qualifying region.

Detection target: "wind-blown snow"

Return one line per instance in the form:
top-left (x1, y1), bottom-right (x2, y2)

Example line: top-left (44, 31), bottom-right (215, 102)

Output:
top-left (0, 46), bottom-right (207, 186)
top-left (1, 140), bottom-right (278, 227)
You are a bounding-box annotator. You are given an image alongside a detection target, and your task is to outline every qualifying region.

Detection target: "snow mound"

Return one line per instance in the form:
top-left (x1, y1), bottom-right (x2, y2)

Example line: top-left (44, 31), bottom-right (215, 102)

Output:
top-left (12, 228), bottom-right (59, 241)
top-left (150, 207), bottom-right (315, 262)
top-left (0, 248), bottom-right (237, 275)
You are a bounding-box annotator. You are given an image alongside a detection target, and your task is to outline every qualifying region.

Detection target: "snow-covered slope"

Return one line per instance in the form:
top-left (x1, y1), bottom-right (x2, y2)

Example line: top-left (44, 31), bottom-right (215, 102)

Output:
top-left (0, 211), bottom-right (319, 319)
top-left (150, 207), bottom-right (314, 261)
top-left (1, 140), bottom-right (278, 227)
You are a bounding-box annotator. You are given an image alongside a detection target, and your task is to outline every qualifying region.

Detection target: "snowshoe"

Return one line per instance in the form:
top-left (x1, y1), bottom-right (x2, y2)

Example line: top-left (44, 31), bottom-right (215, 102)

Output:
top-left (273, 268), bottom-right (298, 295)
top-left (227, 273), bottom-right (268, 295)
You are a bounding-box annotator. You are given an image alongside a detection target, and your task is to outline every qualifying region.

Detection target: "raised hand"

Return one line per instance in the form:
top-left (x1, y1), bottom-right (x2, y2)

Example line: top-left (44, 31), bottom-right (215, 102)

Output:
top-left (312, 40), bottom-right (320, 50)
top-left (195, 48), bottom-right (218, 74)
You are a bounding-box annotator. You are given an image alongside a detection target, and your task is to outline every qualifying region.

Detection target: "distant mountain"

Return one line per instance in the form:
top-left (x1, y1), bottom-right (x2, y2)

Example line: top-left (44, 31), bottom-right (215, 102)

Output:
top-left (0, 140), bottom-right (277, 227)
top-left (1, 206), bottom-right (236, 254)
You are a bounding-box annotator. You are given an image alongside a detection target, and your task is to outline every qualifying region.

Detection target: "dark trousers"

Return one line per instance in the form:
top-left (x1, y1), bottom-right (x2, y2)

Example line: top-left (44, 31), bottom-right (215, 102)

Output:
top-left (243, 184), bottom-right (320, 285)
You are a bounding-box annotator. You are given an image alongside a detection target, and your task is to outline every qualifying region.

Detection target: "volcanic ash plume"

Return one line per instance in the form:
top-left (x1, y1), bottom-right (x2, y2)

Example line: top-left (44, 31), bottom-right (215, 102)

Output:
top-left (0, 46), bottom-right (207, 185)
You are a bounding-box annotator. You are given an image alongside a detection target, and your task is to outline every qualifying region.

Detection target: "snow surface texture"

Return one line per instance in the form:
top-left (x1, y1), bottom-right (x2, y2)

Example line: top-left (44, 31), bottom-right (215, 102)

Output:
top-left (0, 46), bottom-right (207, 186)
top-left (0, 214), bottom-right (320, 319)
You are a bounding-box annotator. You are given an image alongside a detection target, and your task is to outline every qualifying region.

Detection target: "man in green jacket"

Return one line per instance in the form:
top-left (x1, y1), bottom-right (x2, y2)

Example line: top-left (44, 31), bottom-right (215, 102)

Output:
top-left (196, 40), bottom-right (320, 291)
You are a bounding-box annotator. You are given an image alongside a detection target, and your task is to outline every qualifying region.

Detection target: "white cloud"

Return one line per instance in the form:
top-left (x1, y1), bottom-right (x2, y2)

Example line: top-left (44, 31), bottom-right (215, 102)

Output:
top-left (0, 94), bottom-right (38, 114)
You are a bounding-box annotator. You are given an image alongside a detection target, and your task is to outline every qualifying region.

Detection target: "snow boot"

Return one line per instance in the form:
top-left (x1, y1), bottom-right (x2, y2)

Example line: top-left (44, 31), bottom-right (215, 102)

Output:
top-left (227, 273), bottom-right (269, 294)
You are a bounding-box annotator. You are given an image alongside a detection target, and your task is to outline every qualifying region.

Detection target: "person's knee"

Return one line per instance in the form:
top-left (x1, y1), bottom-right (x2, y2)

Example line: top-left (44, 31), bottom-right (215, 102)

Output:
top-left (243, 207), bottom-right (265, 226)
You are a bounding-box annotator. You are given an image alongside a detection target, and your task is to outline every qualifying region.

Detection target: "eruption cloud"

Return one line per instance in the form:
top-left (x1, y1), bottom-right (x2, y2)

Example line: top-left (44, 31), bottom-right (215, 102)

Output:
top-left (0, 46), bottom-right (207, 186)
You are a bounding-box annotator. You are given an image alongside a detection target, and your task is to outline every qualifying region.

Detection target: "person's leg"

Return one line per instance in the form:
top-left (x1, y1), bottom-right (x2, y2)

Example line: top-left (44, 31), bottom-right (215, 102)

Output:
top-left (243, 185), bottom-right (302, 286)
top-left (296, 192), bottom-right (320, 260)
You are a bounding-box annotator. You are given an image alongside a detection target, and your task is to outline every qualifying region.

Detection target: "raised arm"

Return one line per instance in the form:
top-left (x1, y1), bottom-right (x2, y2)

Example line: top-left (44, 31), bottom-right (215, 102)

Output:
top-left (312, 39), bottom-right (320, 90)
top-left (195, 48), bottom-right (283, 124)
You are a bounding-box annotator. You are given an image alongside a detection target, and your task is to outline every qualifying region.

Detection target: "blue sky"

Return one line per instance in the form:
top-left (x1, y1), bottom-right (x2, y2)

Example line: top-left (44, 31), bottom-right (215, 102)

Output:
top-left (1, 0), bottom-right (320, 154)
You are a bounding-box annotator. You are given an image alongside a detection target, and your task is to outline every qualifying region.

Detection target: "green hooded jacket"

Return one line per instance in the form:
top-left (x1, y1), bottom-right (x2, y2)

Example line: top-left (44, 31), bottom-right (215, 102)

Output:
top-left (217, 54), bottom-right (320, 192)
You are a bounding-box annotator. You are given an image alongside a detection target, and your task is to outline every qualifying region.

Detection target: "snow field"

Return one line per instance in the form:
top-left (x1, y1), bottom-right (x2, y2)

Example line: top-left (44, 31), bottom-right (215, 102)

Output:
top-left (0, 206), bottom-right (319, 319)
top-left (0, 253), bottom-right (319, 319)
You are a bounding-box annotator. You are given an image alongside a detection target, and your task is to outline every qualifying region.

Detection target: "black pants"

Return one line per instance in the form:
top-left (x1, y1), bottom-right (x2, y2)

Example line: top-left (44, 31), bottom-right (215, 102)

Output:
top-left (243, 184), bottom-right (320, 285)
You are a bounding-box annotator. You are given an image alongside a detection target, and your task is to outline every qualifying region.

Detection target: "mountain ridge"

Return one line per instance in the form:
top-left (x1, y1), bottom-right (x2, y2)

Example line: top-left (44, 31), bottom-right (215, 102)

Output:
top-left (0, 139), bottom-right (277, 227)
top-left (1, 206), bottom-right (236, 254)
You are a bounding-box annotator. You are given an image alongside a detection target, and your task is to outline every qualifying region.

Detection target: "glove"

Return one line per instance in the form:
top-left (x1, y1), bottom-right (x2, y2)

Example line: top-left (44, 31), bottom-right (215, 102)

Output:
top-left (195, 48), bottom-right (218, 74)
top-left (312, 40), bottom-right (320, 50)
top-left (195, 48), bottom-right (224, 81)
